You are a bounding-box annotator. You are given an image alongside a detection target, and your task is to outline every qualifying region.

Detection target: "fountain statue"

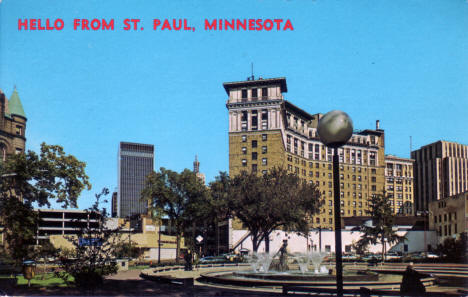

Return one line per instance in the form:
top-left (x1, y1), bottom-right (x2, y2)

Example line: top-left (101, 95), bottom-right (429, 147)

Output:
top-left (275, 239), bottom-right (290, 272)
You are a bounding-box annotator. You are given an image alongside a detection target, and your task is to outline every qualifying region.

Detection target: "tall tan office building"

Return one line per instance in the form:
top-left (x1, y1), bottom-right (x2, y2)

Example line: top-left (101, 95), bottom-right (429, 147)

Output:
top-left (224, 77), bottom-right (388, 229)
top-left (384, 155), bottom-right (414, 215)
top-left (411, 141), bottom-right (468, 212)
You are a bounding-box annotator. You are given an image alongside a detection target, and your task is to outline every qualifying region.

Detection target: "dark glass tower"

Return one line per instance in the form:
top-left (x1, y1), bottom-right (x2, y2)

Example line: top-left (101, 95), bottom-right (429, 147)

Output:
top-left (118, 142), bottom-right (154, 218)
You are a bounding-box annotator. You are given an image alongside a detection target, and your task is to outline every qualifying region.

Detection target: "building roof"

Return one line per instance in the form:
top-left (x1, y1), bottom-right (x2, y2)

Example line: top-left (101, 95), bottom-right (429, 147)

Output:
top-left (343, 216), bottom-right (427, 230)
top-left (222, 77), bottom-right (287, 94)
top-left (284, 100), bottom-right (316, 121)
top-left (9, 88), bottom-right (26, 118)
top-left (385, 154), bottom-right (415, 163)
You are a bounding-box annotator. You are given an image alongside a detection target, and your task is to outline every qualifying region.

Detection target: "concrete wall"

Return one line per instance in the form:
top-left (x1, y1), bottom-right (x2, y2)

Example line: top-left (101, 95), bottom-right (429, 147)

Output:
top-left (232, 229), bottom-right (437, 255)
top-left (146, 248), bottom-right (177, 260)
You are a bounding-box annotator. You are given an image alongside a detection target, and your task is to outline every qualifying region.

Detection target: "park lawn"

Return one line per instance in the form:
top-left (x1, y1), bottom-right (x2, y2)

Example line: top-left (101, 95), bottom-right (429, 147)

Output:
top-left (129, 265), bottom-right (150, 270)
top-left (16, 273), bottom-right (74, 287)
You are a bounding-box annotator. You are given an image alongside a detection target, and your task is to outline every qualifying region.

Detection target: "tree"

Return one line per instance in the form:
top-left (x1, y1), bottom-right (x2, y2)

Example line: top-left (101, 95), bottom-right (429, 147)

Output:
top-left (356, 193), bottom-right (406, 262)
top-left (435, 232), bottom-right (467, 262)
top-left (207, 172), bottom-right (231, 255)
top-left (113, 241), bottom-right (143, 259)
top-left (228, 167), bottom-right (322, 253)
top-left (0, 142), bottom-right (91, 268)
top-left (142, 168), bottom-right (208, 263)
top-left (0, 142), bottom-right (91, 208)
top-left (56, 188), bottom-right (120, 289)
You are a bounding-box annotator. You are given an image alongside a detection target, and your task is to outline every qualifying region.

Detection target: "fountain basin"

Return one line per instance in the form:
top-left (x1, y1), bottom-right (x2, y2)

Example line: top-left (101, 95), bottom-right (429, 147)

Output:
top-left (233, 270), bottom-right (378, 282)
top-left (199, 269), bottom-right (390, 288)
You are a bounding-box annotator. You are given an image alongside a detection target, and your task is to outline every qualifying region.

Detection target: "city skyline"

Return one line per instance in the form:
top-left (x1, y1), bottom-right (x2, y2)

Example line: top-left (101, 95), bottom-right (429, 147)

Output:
top-left (1, 0), bottom-right (467, 210)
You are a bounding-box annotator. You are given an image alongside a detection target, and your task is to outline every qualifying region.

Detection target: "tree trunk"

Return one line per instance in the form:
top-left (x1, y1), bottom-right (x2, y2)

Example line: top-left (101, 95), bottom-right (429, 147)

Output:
top-left (215, 219), bottom-right (220, 255)
top-left (252, 233), bottom-right (259, 253)
top-left (176, 234), bottom-right (180, 264)
top-left (264, 231), bottom-right (270, 253)
top-left (381, 238), bottom-right (385, 264)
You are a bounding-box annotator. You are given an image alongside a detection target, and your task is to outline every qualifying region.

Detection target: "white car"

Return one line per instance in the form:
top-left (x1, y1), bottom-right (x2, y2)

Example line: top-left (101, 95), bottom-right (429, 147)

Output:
top-left (426, 253), bottom-right (440, 259)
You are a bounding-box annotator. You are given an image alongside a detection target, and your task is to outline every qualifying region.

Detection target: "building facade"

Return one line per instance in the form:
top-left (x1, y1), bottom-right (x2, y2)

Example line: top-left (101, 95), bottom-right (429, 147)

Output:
top-left (429, 191), bottom-right (468, 244)
top-left (224, 77), bottom-right (388, 230)
top-left (117, 142), bottom-right (154, 218)
top-left (411, 141), bottom-right (468, 212)
top-left (0, 88), bottom-right (27, 160)
top-left (384, 155), bottom-right (415, 215)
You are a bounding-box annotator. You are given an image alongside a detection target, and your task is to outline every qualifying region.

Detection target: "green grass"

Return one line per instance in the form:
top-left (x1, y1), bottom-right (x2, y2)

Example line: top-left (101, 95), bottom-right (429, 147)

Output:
top-left (129, 265), bottom-right (150, 270)
top-left (14, 273), bottom-right (74, 287)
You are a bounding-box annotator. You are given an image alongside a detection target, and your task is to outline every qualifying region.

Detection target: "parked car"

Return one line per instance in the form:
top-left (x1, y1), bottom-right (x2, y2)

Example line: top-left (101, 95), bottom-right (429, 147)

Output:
top-left (425, 253), bottom-right (440, 259)
top-left (386, 252), bottom-right (402, 260)
top-left (221, 253), bottom-right (240, 262)
top-left (199, 256), bottom-right (226, 264)
top-left (341, 254), bottom-right (358, 261)
top-left (0, 289), bottom-right (9, 297)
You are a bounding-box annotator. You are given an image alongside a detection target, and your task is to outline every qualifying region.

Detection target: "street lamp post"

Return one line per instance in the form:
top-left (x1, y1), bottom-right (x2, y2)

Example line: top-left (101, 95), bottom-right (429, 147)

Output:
top-left (318, 110), bottom-right (353, 297)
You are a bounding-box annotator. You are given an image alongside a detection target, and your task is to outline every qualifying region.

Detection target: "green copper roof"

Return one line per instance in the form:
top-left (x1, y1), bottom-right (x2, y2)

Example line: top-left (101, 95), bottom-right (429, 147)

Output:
top-left (9, 88), bottom-right (26, 118)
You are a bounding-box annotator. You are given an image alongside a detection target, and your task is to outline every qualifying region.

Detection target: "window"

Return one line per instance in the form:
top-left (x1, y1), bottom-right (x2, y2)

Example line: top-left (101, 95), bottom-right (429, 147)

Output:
top-left (252, 164), bottom-right (257, 173)
top-left (262, 146), bottom-right (267, 154)
top-left (261, 87), bottom-right (268, 98)
top-left (262, 158), bottom-right (268, 166)
top-left (252, 152), bottom-right (257, 160)
top-left (242, 159), bottom-right (247, 166)
top-left (241, 89), bottom-right (247, 99)
top-left (262, 134), bottom-right (267, 141)
top-left (15, 125), bottom-right (22, 135)
top-left (252, 140), bottom-right (257, 148)
top-left (251, 88), bottom-right (258, 98)
top-left (242, 147), bottom-right (247, 154)
top-left (242, 135), bottom-right (247, 142)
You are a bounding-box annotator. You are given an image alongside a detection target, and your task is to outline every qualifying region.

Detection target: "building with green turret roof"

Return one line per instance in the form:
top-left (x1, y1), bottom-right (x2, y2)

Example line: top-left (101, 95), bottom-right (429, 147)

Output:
top-left (0, 87), bottom-right (27, 160)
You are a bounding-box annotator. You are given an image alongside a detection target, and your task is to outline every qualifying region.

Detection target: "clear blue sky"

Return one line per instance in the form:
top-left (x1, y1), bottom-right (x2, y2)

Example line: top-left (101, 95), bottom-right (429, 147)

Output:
top-left (1, 0), bottom-right (467, 210)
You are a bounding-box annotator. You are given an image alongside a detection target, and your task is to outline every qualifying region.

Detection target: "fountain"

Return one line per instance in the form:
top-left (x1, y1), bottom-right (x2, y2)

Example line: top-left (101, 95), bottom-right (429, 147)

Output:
top-left (308, 251), bottom-right (328, 274)
top-left (246, 252), bottom-right (274, 273)
top-left (200, 241), bottom-right (381, 287)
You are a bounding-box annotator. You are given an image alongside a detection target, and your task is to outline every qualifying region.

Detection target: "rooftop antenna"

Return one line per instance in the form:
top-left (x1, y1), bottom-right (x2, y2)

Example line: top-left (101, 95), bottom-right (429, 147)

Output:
top-left (251, 62), bottom-right (254, 80)
top-left (410, 136), bottom-right (413, 156)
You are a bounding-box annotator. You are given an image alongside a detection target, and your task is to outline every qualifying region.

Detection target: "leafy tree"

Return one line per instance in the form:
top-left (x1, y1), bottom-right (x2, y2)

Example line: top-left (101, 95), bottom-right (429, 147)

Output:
top-left (113, 241), bottom-right (143, 259)
top-left (0, 143), bottom-right (91, 268)
top-left (0, 142), bottom-right (91, 208)
top-left (56, 188), bottom-right (120, 289)
top-left (435, 232), bottom-right (467, 262)
top-left (142, 168), bottom-right (208, 263)
top-left (207, 171), bottom-right (231, 254)
top-left (0, 196), bottom-right (38, 268)
top-left (356, 193), bottom-right (406, 262)
top-left (229, 167), bottom-right (322, 253)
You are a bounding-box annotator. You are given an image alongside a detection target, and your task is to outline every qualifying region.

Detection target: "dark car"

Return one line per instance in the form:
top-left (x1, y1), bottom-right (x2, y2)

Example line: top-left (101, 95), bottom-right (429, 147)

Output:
top-left (199, 256), bottom-right (226, 264)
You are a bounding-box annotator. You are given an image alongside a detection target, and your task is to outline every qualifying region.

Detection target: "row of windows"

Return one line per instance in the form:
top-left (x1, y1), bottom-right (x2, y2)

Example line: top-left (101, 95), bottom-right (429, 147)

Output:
top-left (242, 146), bottom-right (267, 155)
top-left (241, 87), bottom-right (268, 99)
top-left (434, 212), bottom-right (457, 223)
top-left (242, 158), bottom-right (268, 166)
top-left (438, 224), bottom-right (458, 237)
top-left (241, 134), bottom-right (268, 143)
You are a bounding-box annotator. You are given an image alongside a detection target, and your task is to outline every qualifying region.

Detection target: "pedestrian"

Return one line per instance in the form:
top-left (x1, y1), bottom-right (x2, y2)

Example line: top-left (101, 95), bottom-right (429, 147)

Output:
top-left (400, 263), bottom-right (426, 296)
top-left (184, 250), bottom-right (193, 271)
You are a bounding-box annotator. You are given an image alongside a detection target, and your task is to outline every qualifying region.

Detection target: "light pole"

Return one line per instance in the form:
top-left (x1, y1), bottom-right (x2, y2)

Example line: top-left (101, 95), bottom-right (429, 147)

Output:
top-left (318, 110), bottom-right (353, 297)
